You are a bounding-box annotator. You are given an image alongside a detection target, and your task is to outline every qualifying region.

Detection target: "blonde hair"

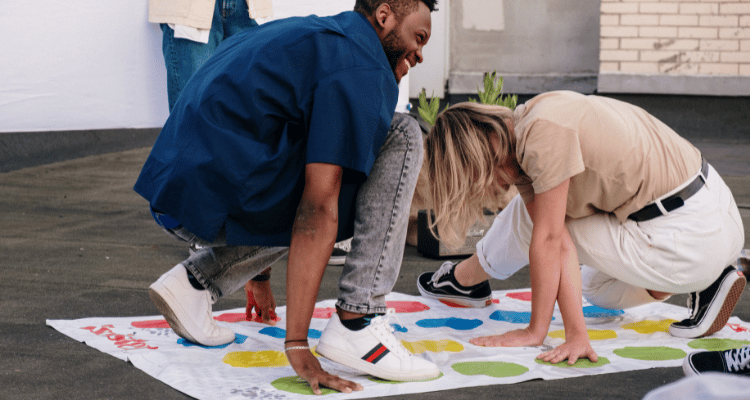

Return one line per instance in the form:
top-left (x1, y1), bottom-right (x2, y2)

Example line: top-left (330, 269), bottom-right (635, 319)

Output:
top-left (425, 102), bottom-right (516, 249)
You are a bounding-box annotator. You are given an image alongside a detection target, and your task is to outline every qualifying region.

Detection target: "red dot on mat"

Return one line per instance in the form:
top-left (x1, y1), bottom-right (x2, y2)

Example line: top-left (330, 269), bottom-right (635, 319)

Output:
top-left (506, 292), bottom-right (532, 301)
top-left (131, 320), bottom-right (170, 329)
top-left (313, 307), bottom-right (336, 319)
top-left (386, 301), bottom-right (430, 312)
top-left (438, 299), bottom-right (496, 308)
top-left (439, 299), bottom-right (468, 308)
top-left (214, 313), bottom-right (247, 322)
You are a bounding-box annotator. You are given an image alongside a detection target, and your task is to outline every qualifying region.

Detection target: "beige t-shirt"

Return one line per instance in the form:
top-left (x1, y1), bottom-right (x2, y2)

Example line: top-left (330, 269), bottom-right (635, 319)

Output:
top-left (513, 91), bottom-right (702, 222)
top-left (149, 0), bottom-right (273, 29)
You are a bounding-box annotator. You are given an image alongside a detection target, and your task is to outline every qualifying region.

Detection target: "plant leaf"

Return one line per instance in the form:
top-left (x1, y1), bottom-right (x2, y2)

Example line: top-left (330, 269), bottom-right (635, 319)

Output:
top-left (475, 70), bottom-right (516, 109)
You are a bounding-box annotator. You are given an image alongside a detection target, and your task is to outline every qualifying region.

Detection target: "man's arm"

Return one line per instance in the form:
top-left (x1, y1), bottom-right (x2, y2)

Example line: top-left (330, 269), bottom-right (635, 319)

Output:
top-left (283, 162), bottom-right (363, 394)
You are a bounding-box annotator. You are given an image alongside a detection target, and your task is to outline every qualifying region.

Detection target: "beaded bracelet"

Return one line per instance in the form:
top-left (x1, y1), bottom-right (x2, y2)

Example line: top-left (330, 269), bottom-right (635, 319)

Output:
top-left (284, 346), bottom-right (309, 352)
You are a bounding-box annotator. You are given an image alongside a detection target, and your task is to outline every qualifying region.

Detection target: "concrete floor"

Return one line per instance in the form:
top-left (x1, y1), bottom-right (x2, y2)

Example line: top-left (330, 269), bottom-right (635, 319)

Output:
top-left (1, 137), bottom-right (749, 399)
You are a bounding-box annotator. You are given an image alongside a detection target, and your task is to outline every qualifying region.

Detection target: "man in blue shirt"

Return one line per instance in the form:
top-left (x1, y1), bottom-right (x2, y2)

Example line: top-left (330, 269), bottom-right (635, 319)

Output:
top-left (135, 0), bottom-right (438, 393)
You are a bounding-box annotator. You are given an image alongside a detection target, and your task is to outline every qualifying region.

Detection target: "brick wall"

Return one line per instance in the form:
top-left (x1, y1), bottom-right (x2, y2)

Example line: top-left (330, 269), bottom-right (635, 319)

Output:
top-left (600, 0), bottom-right (750, 77)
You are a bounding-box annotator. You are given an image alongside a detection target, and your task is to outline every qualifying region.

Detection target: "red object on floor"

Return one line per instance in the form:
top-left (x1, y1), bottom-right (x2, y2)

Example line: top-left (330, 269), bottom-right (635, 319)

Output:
top-left (245, 290), bottom-right (280, 323)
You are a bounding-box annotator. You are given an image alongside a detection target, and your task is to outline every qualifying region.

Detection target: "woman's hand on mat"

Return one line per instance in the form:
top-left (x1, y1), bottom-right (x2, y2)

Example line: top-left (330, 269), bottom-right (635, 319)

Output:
top-left (244, 276), bottom-right (279, 325)
top-left (537, 336), bottom-right (598, 365)
top-left (470, 327), bottom-right (545, 347)
top-left (286, 349), bottom-right (364, 395)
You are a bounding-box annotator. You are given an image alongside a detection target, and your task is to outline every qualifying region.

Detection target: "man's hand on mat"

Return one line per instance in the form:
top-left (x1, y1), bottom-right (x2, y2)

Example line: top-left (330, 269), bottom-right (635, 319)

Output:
top-left (537, 336), bottom-right (598, 365)
top-left (470, 327), bottom-right (545, 347)
top-left (244, 276), bottom-right (279, 325)
top-left (286, 349), bottom-right (364, 395)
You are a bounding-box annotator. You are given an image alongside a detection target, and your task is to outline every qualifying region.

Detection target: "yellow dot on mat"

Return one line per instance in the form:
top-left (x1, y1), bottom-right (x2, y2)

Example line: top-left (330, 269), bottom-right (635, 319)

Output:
top-left (622, 319), bottom-right (678, 334)
top-left (223, 350), bottom-right (289, 368)
top-left (548, 329), bottom-right (617, 340)
top-left (401, 339), bottom-right (464, 354)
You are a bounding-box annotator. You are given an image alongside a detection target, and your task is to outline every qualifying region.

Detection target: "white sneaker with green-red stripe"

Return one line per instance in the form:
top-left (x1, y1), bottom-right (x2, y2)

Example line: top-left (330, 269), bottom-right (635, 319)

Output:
top-left (316, 309), bottom-right (440, 382)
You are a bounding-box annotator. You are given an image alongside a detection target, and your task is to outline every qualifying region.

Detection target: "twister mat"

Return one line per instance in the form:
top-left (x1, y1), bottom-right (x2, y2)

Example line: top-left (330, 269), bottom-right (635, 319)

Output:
top-left (48, 289), bottom-right (750, 399)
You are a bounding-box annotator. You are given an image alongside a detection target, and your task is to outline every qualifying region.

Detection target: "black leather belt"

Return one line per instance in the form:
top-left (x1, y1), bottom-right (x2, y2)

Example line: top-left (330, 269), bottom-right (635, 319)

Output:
top-left (628, 158), bottom-right (708, 222)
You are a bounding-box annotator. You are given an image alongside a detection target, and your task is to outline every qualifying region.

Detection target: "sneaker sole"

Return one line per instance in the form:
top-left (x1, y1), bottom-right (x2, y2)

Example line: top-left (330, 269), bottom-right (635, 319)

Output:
top-left (327, 256), bottom-right (346, 266)
top-left (703, 275), bottom-right (746, 337)
top-left (670, 272), bottom-right (746, 338)
top-left (148, 283), bottom-right (200, 344)
top-left (417, 281), bottom-right (491, 308)
top-left (316, 342), bottom-right (440, 382)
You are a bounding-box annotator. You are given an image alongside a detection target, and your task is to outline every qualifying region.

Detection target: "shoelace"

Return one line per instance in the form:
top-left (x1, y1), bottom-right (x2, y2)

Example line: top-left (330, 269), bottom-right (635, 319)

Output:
top-left (724, 346), bottom-right (750, 372)
top-left (430, 261), bottom-right (456, 285)
top-left (370, 309), bottom-right (410, 358)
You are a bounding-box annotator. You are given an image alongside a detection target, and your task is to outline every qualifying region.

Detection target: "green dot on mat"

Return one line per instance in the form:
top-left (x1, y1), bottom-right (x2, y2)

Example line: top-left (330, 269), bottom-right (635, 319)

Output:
top-left (613, 346), bottom-right (686, 361)
top-left (271, 376), bottom-right (339, 395)
top-left (688, 338), bottom-right (750, 351)
top-left (451, 361), bottom-right (529, 378)
top-left (368, 372), bottom-right (444, 384)
top-left (534, 357), bottom-right (610, 368)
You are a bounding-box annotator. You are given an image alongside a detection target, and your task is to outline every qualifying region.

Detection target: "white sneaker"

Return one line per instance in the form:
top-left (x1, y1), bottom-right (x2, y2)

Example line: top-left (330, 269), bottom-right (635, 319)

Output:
top-left (316, 309), bottom-right (440, 381)
top-left (148, 264), bottom-right (235, 346)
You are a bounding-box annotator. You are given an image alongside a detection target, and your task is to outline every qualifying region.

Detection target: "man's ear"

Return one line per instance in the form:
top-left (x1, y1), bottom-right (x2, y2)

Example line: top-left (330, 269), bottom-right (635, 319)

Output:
top-left (373, 3), bottom-right (398, 35)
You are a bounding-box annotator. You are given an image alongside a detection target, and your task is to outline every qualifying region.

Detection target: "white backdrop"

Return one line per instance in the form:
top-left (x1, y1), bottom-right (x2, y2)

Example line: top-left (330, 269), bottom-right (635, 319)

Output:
top-left (0, 0), bottom-right (435, 133)
top-left (0, 1), bottom-right (167, 133)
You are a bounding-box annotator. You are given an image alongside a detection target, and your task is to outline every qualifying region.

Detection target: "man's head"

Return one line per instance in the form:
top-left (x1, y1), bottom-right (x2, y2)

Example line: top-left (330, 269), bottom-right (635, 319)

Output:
top-left (356, 0), bottom-right (436, 83)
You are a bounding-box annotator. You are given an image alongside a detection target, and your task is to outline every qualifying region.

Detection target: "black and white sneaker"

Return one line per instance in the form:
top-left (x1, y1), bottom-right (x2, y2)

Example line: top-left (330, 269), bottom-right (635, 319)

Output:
top-left (417, 261), bottom-right (492, 308)
top-left (683, 346), bottom-right (750, 377)
top-left (669, 266), bottom-right (746, 338)
top-left (328, 238), bottom-right (351, 266)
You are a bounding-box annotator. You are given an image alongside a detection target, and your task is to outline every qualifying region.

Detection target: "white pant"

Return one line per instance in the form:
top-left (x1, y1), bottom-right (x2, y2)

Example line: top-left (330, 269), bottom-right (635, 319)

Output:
top-left (476, 164), bottom-right (745, 310)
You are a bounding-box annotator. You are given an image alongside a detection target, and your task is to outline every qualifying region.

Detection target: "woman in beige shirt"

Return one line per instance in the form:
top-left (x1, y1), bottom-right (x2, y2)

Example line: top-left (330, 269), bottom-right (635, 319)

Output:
top-left (417, 91), bottom-right (745, 365)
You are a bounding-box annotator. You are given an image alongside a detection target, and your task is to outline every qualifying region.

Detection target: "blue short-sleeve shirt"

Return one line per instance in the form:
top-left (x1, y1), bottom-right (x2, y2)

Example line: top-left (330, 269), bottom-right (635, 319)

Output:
top-left (134, 11), bottom-right (398, 246)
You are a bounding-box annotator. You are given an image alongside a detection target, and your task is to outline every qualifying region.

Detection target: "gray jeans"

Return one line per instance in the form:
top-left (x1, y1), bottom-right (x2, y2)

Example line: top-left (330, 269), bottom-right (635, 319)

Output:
top-left (158, 113), bottom-right (423, 314)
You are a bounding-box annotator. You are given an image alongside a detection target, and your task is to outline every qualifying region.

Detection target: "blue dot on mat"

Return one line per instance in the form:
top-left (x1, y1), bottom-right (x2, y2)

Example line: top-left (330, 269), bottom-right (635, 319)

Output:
top-left (489, 310), bottom-right (555, 324)
top-left (416, 318), bottom-right (483, 330)
top-left (392, 324), bottom-right (408, 333)
top-left (178, 334), bottom-right (248, 349)
top-left (259, 327), bottom-right (322, 339)
top-left (259, 327), bottom-right (286, 339)
top-left (582, 305), bottom-right (624, 318)
top-left (307, 329), bottom-right (321, 339)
